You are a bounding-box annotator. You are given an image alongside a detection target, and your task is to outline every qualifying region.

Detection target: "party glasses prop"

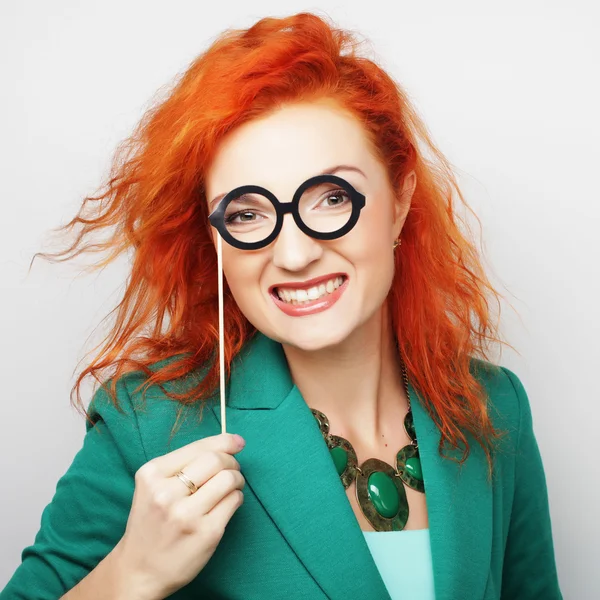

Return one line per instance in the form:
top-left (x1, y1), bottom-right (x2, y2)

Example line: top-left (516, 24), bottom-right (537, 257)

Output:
top-left (208, 174), bottom-right (366, 250)
top-left (208, 173), bottom-right (367, 433)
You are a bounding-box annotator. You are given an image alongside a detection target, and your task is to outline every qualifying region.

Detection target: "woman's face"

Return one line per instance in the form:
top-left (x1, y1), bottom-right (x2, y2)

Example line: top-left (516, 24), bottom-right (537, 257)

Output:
top-left (205, 98), bottom-right (415, 351)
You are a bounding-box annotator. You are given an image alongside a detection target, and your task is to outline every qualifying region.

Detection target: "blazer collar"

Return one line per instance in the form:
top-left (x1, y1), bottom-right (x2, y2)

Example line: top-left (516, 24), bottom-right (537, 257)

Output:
top-left (208, 331), bottom-right (492, 600)
top-left (225, 331), bottom-right (292, 409)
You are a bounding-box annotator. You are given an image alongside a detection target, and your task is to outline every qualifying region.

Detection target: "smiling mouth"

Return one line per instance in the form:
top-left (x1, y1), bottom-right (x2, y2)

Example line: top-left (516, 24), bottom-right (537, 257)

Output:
top-left (272, 275), bottom-right (347, 305)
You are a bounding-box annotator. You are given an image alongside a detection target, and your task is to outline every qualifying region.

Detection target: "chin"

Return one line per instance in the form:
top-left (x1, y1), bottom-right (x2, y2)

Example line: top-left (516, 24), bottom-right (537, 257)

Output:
top-left (267, 320), bottom-right (355, 352)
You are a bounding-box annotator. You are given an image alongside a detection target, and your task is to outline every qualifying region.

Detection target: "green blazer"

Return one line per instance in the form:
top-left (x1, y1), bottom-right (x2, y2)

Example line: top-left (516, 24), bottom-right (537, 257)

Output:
top-left (2, 332), bottom-right (562, 599)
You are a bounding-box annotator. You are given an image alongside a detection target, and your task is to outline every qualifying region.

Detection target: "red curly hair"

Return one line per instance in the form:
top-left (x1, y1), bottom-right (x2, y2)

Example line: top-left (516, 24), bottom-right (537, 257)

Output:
top-left (31, 12), bottom-right (514, 469)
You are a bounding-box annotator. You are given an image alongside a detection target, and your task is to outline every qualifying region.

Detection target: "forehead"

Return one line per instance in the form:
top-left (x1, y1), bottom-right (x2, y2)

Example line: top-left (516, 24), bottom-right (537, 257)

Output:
top-left (205, 100), bottom-right (378, 199)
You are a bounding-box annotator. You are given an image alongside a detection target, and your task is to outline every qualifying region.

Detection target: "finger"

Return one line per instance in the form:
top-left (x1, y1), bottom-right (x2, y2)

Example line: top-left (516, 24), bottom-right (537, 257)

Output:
top-left (205, 488), bottom-right (245, 530)
top-left (168, 451), bottom-right (241, 498)
top-left (185, 468), bottom-right (246, 516)
top-left (143, 433), bottom-right (244, 479)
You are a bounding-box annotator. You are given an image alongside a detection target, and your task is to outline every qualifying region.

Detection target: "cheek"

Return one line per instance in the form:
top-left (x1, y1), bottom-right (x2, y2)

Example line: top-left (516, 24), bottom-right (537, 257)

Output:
top-left (222, 253), bottom-right (264, 307)
top-left (352, 201), bottom-right (394, 261)
top-left (349, 212), bottom-right (396, 292)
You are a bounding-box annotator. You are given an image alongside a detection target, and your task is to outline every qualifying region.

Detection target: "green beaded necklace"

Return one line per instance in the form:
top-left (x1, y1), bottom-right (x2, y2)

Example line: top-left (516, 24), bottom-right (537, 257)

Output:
top-left (310, 358), bottom-right (425, 531)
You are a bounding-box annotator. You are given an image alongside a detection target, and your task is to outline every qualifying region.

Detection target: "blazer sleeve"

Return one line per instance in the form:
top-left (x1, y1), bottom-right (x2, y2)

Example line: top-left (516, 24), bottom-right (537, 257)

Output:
top-left (0, 375), bottom-right (147, 599)
top-left (500, 367), bottom-right (562, 599)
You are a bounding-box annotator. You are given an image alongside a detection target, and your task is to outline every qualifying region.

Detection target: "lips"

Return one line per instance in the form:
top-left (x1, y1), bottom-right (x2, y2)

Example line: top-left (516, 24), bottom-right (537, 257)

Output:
top-left (270, 275), bottom-right (349, 317)
top-left (270, 273), bottom-right (347, 294)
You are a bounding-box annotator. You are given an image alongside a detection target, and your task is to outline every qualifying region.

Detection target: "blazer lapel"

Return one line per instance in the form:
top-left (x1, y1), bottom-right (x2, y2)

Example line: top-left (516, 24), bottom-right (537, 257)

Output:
top-left (410, 380), bottom-right (493, 600)
top-left (208, 332), bottom-right (390, 600)
top-left (208, 331), bottom-right (493, 600)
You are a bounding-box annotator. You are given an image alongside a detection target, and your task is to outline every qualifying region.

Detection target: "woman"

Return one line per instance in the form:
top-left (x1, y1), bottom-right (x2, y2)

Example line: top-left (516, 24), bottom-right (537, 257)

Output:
top-left (1, 12), bottom-right (561, 600)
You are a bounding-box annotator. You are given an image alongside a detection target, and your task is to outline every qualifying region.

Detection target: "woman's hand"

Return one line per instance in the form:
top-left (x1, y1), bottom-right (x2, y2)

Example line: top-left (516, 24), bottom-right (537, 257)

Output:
top-left (115, 432), bottom-right (247, 599)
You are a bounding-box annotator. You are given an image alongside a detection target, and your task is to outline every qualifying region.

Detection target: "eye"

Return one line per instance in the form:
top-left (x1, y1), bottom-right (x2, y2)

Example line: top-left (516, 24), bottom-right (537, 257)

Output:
top-left (319, 189), bottom-right (351, 208)
top-left (224, 210), bottom-right (261, 224)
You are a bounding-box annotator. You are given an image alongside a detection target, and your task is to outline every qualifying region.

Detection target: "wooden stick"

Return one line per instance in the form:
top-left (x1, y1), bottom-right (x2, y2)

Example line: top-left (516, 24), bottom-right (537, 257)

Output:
top-left (217, 234), bottom-right (227, 434)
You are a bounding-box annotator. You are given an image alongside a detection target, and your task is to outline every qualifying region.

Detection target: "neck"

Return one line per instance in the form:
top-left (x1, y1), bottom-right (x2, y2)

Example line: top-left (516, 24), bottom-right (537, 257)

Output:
top-left (281, 303), bottom-right (409, 447)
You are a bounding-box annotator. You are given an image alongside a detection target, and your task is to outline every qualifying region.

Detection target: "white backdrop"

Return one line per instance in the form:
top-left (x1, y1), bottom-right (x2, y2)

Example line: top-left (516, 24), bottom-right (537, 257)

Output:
top-left (1, 1), bottom-right (598, 597)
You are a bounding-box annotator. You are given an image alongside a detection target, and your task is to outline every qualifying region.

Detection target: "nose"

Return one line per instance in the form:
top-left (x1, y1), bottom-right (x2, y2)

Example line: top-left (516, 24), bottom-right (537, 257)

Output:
top-left (271, 213), bottom-right (323, 272)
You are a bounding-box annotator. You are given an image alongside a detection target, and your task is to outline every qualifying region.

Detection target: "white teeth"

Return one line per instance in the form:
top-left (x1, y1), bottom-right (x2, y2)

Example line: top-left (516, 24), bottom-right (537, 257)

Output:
top-left (275, 276), bottom-right (345, 305)
top-left (307, 286), bottom-right (320, 300)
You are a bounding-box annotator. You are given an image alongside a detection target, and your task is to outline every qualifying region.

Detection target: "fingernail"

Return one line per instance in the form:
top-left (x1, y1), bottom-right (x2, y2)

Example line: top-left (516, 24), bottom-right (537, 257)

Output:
top-left (233, 434), bottom-right (246, 448)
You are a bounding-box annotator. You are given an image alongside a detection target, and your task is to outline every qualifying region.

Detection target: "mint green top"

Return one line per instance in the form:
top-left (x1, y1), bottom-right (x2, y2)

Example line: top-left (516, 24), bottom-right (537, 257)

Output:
top-left (363, 529), bottom-right (436, 599)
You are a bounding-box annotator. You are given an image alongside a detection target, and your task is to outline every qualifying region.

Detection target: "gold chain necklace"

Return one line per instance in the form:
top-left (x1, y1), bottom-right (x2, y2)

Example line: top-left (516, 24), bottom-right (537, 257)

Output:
top-left (310, 358), bottom-right (425, 531)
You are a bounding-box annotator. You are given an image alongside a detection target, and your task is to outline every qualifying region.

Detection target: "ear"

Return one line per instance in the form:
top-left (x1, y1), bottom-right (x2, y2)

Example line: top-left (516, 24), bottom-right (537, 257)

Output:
top-left (393, 170), bottom-right (416, 238)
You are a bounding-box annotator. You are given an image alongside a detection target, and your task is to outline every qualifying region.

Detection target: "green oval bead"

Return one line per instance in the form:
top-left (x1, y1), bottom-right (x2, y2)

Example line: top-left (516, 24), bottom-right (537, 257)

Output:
top-left (404, 410), bottom-right (416, 440)
top-left (367, 471), bottom-right (399, 518)
top-left (330, 446), bottom-right (348, 475)
top-left (405, 456), bottom-right (423, 481)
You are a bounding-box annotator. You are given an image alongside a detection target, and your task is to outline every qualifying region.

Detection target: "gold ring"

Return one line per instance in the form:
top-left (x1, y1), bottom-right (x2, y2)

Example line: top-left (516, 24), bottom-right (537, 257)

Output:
top-left (175, 470), bottom-right (199, 495)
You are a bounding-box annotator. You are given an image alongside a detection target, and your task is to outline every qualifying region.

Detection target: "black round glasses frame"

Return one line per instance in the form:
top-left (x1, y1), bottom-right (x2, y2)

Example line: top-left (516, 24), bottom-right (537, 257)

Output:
top-left (208, 174), bottom-right (366, 250)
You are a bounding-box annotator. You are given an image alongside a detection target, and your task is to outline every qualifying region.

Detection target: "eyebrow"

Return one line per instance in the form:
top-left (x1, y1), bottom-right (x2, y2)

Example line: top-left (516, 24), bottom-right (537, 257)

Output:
top-left (208, 164), bottom-right (366, 211)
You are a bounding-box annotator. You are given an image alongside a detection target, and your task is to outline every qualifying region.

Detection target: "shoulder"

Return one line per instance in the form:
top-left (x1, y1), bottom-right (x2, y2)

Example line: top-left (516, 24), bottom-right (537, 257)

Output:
top-left (86, 352), bottom-right (219, 462)
top-left (468, 357), bottom-right (533, 440)
top-left (87, 352), bottom-right (200, 420)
